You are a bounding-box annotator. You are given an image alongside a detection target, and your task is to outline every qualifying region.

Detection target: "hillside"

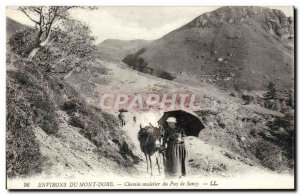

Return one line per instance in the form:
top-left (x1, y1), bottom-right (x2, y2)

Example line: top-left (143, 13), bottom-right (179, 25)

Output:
top-left (6, 52), bottom-right (139, 179)
top-left (97, 39), bottom-right (151, 61)
top-left (60, 53), bottom-right (294, 187)
top-left (7, 48), bottom-right (294, 187)
top-left (6, 17), bottom-right (30, 40)
top-left (65, 51), bottom-right (294, 172)
top-left (123, 6), bottom-right (294, 91)
top-left (6, 6), bottom-right (294, 189)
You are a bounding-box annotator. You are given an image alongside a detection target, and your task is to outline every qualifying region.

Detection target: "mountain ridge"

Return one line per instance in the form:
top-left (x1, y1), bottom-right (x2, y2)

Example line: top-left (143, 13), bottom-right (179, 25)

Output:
top-left (97, 39), bottom-right (152, 60)
top-left (122, 6), bottom-right (294, 91)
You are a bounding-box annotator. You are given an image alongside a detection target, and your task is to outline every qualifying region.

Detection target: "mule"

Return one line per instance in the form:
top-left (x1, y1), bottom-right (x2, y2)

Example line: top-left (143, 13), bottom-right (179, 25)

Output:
top-left (138, 124), bottom-right (163, 176)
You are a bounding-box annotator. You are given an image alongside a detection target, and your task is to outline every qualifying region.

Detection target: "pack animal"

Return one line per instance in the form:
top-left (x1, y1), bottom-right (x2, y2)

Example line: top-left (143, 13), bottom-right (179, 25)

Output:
top-left (138, 124), bottom-right (163, 176)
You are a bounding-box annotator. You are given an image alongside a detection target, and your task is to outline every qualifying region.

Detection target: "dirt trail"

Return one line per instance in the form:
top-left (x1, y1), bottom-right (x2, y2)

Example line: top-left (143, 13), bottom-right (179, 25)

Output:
top-left (121, 111), bottom-right (165, 178)
top-left (32, 57), bottom-right (293, 189)
top-left (120, 111), bottom-right (294, 183)
top-left (92, 59), bottom-right (293, 180)
top-left (93, 59), bottom-right (229, 100)
top-left (9, 111), bottom-right (293, 189)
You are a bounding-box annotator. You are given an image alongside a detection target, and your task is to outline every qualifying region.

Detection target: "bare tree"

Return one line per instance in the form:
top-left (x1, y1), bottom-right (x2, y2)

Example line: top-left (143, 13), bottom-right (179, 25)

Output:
top-left (18, 6), bottom-right (76, 59)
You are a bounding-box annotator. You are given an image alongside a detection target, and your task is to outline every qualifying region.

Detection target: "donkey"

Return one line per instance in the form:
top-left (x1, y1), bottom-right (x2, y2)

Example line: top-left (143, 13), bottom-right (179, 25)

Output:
top-left (138, 124), bottom-right (163, 176)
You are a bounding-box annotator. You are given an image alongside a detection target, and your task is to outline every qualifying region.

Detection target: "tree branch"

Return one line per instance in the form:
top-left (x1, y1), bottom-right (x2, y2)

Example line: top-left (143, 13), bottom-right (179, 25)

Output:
top-left (33, 7), bottom-right (42, 14)
top-left (46, 7), bottom-right (58, 37)
top-left (20, 8), bottom-right (40, 24)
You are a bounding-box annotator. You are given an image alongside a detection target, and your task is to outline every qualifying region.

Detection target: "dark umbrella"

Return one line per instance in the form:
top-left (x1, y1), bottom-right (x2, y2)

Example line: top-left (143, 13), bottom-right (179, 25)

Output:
top-left (118, 108), bottom-right (128, 113)
top-left (158, 109), bottom-right (205, 137)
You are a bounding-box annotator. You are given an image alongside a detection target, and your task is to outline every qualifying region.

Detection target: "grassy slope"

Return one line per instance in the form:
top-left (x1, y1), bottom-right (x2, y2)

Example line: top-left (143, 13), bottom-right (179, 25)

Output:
top-left (66, 53), bottom-right (294, 175)
top-left (6, 7), bottom-right (294, 181)
top-left (123, 7), bottom-right (294, 91)
top-left (97, 39), bottom-right (151, 61)
top-left (6, 52), bottom-right (139, 178)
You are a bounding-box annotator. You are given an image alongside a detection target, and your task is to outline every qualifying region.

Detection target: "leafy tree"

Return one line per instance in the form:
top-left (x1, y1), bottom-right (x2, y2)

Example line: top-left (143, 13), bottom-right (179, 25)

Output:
top-left (17, 6), bottom-right (78, 59)
top-left (267, 111), bottom-right (295, 164)
top-left (263, 82), bottom-right (279, 110)
top-left (255, 141), bottom-right (282, 171)
top-left (9, 6), bottom-right (97, 78)
top-left (33, 20), bottom-right (97, 78)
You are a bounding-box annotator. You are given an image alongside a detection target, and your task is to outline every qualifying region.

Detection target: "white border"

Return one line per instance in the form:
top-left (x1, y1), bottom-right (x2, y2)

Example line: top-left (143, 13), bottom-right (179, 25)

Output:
top-left (1, 0), bottom-right (298, 194)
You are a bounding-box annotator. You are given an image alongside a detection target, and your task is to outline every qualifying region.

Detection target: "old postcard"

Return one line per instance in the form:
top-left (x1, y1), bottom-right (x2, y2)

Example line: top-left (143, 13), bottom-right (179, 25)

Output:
top-left (6, 6), bottom-right (295, 190)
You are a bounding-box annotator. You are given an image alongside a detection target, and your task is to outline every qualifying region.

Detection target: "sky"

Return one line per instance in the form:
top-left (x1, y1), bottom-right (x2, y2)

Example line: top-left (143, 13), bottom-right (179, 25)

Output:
top-left (6, 6), bottom-right (294, 44)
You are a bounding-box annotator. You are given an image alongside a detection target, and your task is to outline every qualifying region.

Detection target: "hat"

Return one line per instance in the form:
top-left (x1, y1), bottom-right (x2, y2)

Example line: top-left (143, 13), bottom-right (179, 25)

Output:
top-left (166, 117), bottom-right (177, 123)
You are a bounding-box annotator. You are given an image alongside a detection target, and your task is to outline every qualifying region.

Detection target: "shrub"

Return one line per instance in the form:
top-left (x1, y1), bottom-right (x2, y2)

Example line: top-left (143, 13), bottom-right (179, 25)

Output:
top-left (267, 113), bottom-right (295, 162)
top-left (120, 141), bottom-right (141, 164)
top-left (69, 116), bottom-right (85, 129)
top-left (62, 100), bottom-right (78, 115)
top-left (158, 70), bottom-right (176, 80)
top-left (229, 92), bottom-right (236, 97)
top-left (9, 71), bottom-right (59, 134)
top-left (263, 82), bottom-right (279, 111)
top-left (255, 141), bottom-right (284, 171)
top-left (32, 47), bottom-right (54, 72)
top-left (219, 122), bottom-right (226, 129)
top-left (241, 94), bottom-right (253, 105)
top-left (250, 128), bottom-right (257, 137)
top-left (8, 28), bottom-right (36, 58)
top-left (101, 112), bottom-right (120, 128)
top-left (64, 102), bottom-right (139, 165)
top-left (224, 152), bottom-right (236, 160)
top-left (13, 71), bottom-right (35, 86)
top-left (26, 84), bottom-right (58, 134)
top-left (6, 76), bottom-right (43, 177)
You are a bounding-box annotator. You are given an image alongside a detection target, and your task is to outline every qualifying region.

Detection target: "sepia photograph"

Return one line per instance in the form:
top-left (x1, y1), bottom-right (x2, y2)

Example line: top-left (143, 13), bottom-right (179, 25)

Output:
top-left (5, 4), bottom-right (295, 190)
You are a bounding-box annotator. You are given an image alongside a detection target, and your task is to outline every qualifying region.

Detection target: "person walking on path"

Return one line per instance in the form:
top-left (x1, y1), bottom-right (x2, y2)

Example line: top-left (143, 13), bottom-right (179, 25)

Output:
top-left (162, 117), bottom-right (188, 178)
top-left (133, 113), bottom-right (136, 123)
top-left (118, 112), bottom-right (126, 127)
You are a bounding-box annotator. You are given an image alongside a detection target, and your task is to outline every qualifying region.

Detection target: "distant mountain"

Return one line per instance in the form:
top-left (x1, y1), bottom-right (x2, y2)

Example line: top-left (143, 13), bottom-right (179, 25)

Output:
top-left (97, 39), bottom-right (151, 60)
top-left (123, 6), bottom-right (294, 91)
top-left (6, 17), bottom-right (31, 40)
